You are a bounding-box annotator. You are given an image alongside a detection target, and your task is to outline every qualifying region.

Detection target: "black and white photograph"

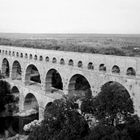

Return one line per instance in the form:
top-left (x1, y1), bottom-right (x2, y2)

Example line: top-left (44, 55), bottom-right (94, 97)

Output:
top-left (0, 0), bottom-right (140, 139)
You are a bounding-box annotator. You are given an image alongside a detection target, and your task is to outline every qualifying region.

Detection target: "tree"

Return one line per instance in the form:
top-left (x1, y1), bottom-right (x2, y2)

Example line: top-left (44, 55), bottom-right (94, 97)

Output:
top-left (92, 82), bottom-right (134, 126)
top-left (28, 98), bottom-right (90, 140)
top-left (0, 80), bottom-right (14, 114)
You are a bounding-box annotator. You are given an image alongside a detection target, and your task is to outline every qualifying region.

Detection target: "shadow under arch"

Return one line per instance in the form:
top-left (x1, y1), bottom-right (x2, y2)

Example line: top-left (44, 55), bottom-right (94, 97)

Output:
top-left (68, 74), bottom-right (92, 97)
top-left (11, 86), bottom-right (20, 114)
top-left (12, 60), bottom-right (22, 80)
top-left (24, 93), bottom-right (39, 118)
top-left (25, 64), bottom-right (41, 86)
top-left (1, 58), bottom-right (10, 78)
top-left (45, 68), bottom-right (63, 92)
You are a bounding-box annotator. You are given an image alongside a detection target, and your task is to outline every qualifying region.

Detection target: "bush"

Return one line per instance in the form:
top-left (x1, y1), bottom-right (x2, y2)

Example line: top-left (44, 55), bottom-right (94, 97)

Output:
top-left (28, 98), bottom-right (90, 140)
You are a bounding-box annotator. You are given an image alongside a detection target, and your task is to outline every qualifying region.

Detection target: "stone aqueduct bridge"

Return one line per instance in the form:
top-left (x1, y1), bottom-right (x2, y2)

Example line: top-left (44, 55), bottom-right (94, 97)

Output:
top-left (0, 45), bottom-right (140, 120)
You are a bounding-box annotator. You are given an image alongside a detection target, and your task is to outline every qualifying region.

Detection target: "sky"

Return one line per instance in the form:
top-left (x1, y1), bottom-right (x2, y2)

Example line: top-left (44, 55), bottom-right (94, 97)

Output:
top-left (0, 0), bottom-right (140, 34)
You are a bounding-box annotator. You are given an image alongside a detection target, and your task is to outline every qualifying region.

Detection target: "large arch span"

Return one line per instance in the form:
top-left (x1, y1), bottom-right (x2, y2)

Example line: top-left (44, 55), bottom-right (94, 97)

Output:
top-left (1, 58), bottom-right (10, 78)
top-left (12, 60), bottom-right (22, 80)
top-left (24, 93), bottom-right (39, 116)
top-left (25, 64), bottom-right (41, 85)
top-left (45, 69), bottom-right (63, 92)
top-left (68, 74), bottom-right (92, 97)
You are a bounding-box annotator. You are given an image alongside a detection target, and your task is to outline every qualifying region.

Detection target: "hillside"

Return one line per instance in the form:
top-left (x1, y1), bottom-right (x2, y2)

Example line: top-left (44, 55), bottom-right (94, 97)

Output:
top-left (0, 33), bottom-right (140, 56)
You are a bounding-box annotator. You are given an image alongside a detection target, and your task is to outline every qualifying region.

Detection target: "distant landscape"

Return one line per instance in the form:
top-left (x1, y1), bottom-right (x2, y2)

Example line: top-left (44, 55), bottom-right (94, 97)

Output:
top-left (0, 33), bottom-right (140, 56)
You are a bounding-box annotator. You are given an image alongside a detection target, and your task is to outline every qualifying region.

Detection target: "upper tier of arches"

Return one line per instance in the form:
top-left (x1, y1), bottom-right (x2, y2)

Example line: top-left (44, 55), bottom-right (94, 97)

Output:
top-left (0, 48), bottom-right (137, 77)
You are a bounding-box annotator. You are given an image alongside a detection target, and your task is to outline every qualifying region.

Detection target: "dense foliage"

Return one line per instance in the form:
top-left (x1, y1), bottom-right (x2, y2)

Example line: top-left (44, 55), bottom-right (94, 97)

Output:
top-left (91, 82), bottom-right (134, 126)
top-left (0, 80), bottom-right (14, 114)
top-left (28, 81), bottom-right (140, 140)
top-left (28, 98), bottom-right (89, 140)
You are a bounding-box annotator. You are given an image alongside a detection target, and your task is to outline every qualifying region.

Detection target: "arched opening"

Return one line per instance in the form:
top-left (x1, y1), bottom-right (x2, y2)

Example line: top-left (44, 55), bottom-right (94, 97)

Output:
top-left (2, 58), bottom-right (10, 78)
top-left (44, 102), bottom-right (53, 118)
top-left (99, 64), bottom-right (106, 72)
top-left (52, 57), bottom-right (57, 63)
top-left (45, 102), bottom-right (53, 108)
top-left (68, 74), bottom-right (92, 97)
top-left (5, 50), bottom-right (8, 55)
top-left (12, 61), bottom-right (22, 80)
top-left (45, 56), bottom-right (49, 62)
top-left (12, 51), bottom-right (15, 56)
top-left (45, 69), bottom-right (63, 92)
top-left (20, 53), bottom-right (23, 58)
top-left (60, 58), bottom-right (65, 65)
top-left (11, 86), bottom-right (20, 114)
top-left (16, 52), bottom-right (19, 57)
top-left (34, 55), bottom-right (37, 60)
top-left (9, 51), bottom-right (11, 55)
top-left (25, 64), bottom-right (41, 86)
top-left (101, 81), bottom-right (131, 98)
top-left (126, 67), bottom-right (136, 76)
top-left (39, 56), bottom-right (43, 61)
top-left (25, 53), bottom-right (28, 58)
top-left (68, 59), bottom-right (74, 66)
top-left (88, 62), bottom-right (94, 70)
top-left (24, 93), bottom-right (39, 119)
top-left (30, 54), bottom-right (32, 59)
top-left (99, 81), bottom-right (133, 125)
top-left (112, 65), bottom-right (120, 74)
top-left (78, 61), bottom-right (83, 68)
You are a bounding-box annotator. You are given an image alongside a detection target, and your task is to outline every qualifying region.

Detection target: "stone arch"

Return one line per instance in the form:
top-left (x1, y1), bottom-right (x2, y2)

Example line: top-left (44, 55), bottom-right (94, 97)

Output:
top-left (12, 60), bottom-right (22, 80)
top-left (68, 59), bottom-right (74, 66)
top-left (9, 51), bottom-right (11, 55)
top-left (99, 64), bottom-right (106, 72)
top-left (68, 74), bottom-right (92, 97)
top-left (100, 81), bottom-right (132, 101)
top-left (60, 58), bottom-right (65, 65)
top-left (45, 69), bottom-right (63, 92)
top-left (11, 86), bottom-right (20, 113)
top-left (2, 58), bottom-right (10, 78)
top-left (34, 55), bottom-right (37, 60)
top-left (12, 51), bottom-right (15, 56)
top-left (112, 65), bottom-right (120, 74)
top-left (20, 53), bottom-right (23, 58)
top-left (88, 62), bottom-right (94, 70)
top-left (24, 93), bottom-right (39, 119)
top-left (78, 61), bottom-right (83, 68)
top-left (52, 57), bottom-right (57, 63)
top-left (45, 56), bottom-right (49, 62)
top-left (25, 53), bottom-right (28, 58)
top-left (25, 64), bottom-right (41, 85)
top-left (45, 102), bottom-right (53, 108)
top-left (100, 77), bottom-right (132, 97)
top-left (30, 54), bottom-right (32, 59)
top-left (5, 50), bottom-right (8, 55)
top-left (16, 52), bottom-right (19, 57)
top-left (39, 56), bottom-right (43, 61)
top-left (126, 67), bottom-right (136, 76)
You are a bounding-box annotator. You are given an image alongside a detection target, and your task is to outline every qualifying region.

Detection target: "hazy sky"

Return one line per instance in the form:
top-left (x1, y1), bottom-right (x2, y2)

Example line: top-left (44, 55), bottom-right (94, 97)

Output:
top-left (0, 0), bottom-right (140, 34)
